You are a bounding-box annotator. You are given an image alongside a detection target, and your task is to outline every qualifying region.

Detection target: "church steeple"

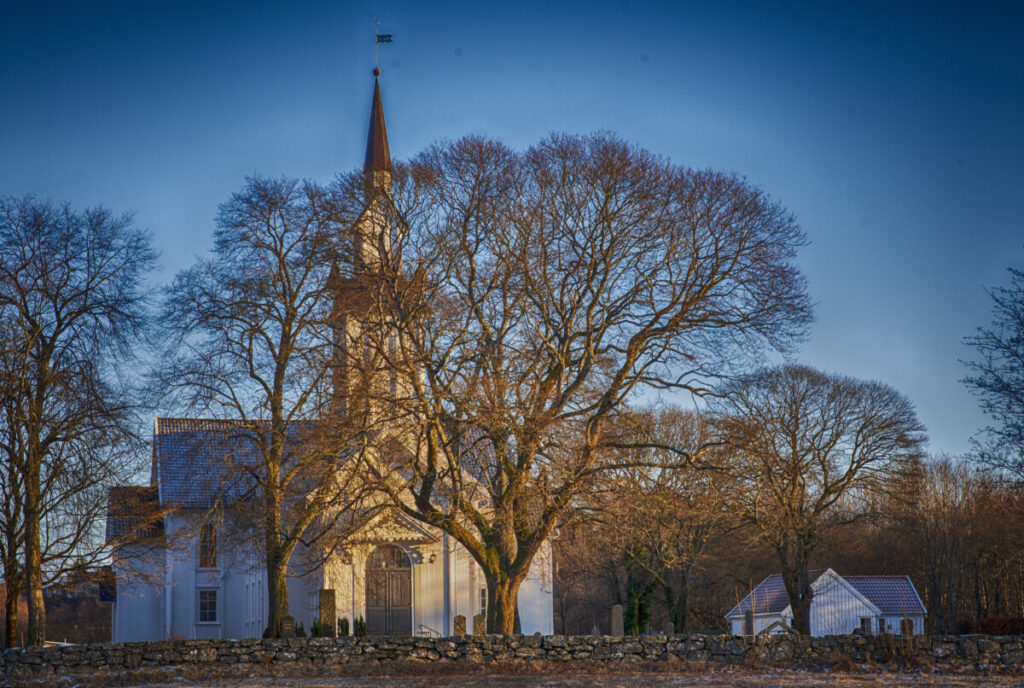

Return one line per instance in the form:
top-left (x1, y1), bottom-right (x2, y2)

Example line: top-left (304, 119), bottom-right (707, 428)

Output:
top-left (364, 68), bottom-right (392, 174)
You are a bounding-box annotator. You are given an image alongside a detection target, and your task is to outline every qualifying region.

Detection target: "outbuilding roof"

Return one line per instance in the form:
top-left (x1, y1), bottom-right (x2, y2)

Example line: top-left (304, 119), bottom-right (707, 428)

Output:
top-left (845, 575), bottom-right (927, 616)
top-left (725, 570), bottom-right (925, 619)
top-left (725, 570), bottom-right (826, 618)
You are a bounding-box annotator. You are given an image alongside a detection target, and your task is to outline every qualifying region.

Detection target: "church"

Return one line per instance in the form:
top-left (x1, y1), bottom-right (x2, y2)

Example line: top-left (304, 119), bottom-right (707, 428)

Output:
top-left (106, 71), bottom-right (554, 642)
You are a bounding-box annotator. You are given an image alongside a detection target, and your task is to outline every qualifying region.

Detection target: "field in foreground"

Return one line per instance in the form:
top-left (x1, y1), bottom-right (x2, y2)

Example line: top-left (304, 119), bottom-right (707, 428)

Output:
top-left (10, 665), bottom-right (1024, 688)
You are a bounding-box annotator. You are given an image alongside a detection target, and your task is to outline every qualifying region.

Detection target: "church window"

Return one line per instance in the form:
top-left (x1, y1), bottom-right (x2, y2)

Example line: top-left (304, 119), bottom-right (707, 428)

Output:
top-left (367, 543), bottom-right (411, 569)
top-left (198, 589), bottom-right (218, 623)
top-left (199, 524), bottom-right (217, 568)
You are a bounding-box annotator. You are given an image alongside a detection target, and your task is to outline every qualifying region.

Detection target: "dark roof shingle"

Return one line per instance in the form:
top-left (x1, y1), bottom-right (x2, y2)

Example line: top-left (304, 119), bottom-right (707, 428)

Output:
top-left (725, 570), bottom-right (826, 618)
top-left (106, 486), bottom-right (163, 541)
top-left (845, 575), bottom-right (926, 615)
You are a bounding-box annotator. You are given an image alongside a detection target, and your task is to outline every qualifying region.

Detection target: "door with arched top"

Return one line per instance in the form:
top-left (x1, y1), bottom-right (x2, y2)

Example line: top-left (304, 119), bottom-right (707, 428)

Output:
top-left (365, 544), bottom-right (412, 635)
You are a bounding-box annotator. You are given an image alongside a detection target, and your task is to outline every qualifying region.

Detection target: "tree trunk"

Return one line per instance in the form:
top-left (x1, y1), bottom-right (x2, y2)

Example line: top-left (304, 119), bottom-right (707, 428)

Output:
top-left (24, 476), bottom-right (44, 646)
top-left (665, 576), bottom-right (688, 633)
top-left (781, 565), bottom-right (813, 635)
top-left (263, 547), bottom-right (290, 637)
top-left (4, 572), bottom-right (20, 648)
top-left (484, 572), bottom-right (522, 634)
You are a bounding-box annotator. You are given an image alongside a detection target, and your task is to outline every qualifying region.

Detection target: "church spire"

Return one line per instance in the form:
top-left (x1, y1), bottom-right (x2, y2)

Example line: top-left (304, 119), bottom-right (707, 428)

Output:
top-left (364, 68), bottom-right (392, 174)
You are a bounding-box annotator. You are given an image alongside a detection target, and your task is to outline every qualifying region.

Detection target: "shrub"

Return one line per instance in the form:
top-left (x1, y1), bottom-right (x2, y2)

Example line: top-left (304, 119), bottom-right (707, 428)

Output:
top-left (979, 617), bottom-right (1024, 635)
top-left (354, 616), bottom-right (367, 637)
top-left (339, 617), bottom-right (350, 637)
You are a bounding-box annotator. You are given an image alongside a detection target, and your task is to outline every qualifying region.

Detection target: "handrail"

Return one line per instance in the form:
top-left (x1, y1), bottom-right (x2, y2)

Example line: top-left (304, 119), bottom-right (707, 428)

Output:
top-left (417, 623), bottom-right (442, 637)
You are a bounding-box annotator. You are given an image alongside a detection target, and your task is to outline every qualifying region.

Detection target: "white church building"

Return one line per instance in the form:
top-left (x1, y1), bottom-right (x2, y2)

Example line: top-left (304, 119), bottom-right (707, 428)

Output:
top-left (106, 71), bottom-right (554, 642)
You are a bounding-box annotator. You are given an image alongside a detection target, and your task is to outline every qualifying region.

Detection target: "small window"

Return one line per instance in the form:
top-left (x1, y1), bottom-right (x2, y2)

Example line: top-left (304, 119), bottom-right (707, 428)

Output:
top-left (199, 524), bottom-right (217, 568)
top-left (860, 617), bottom-right (872, 634)
top-left (198, 589), bottom-right (218, 623)
top-left (479, 588), bottom-right (487, 616)
top-left (877, 618), bottom-right (887, 634)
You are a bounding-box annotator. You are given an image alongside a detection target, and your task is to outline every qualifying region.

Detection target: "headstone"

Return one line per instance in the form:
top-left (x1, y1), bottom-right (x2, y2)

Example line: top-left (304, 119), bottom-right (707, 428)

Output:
top-left (665, 621), bottom-right (674, 636)
top-left (590, 624), bottom-right (601, 636)
top-left (472, 613), bottom-right (486, 635)
top-left (319, 589), bottom-right (337, 637)
top-left (743, 610), bottom-right (754, 637)
top-left (453, 615), bottom-right (466, 637)
top-left (280, 615), bottom-right (295, 638)
top-left (611, 604), bottom-right (624, 637)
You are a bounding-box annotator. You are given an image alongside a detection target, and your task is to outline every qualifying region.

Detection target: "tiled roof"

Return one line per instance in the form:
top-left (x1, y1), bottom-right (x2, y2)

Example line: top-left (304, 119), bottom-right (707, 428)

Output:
top-left (150, 416), bottom-right (495, 512)
top-left (845, 576), bottom-right (926, 616)
top-left (725, 570), bottom-right (826, 618)
top-left (153, 417), bottom-right (271, 509)
top-left (106, 486), bottom-right (163, 541)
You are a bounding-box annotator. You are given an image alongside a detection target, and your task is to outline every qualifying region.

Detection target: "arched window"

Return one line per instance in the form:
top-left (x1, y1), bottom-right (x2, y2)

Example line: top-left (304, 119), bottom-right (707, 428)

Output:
top-left (199, 524), bottom-right (217, 568)
top-left (367, 543), bottom-right (411, 569)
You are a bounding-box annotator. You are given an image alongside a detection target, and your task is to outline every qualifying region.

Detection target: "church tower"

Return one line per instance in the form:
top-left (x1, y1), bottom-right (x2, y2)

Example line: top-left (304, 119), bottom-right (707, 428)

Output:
top-left (331, 68), bottom-right (401, 419)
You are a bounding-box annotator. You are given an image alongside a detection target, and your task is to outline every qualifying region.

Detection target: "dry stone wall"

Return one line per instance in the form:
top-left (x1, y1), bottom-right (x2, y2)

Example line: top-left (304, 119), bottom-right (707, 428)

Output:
top-left (2, 633), bottom-right (1023, 679)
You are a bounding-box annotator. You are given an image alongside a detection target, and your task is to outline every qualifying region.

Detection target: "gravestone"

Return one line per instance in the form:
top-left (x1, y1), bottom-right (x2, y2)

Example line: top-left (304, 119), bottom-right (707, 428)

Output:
top-left (472, 613), bottom-right (486, 635)
top-left (453, 615), bottom-right (466, 637)
top-left (665, 621), bottom-right (674, 636)
top-left (280, 615), bottom-right (295, 638)
top-left (319, 589), bottom-right (336, 637)
top-left (611, 604), bottom-right (624, 637)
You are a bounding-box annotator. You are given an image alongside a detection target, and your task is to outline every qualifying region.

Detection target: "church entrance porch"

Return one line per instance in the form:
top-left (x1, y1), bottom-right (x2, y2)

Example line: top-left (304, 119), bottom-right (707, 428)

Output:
top-left (365, 544), bottom-right (412, 635)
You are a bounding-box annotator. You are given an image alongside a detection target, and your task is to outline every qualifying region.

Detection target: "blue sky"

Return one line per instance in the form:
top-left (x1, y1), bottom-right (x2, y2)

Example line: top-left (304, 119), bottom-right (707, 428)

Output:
top-left (2, 0), bottom-right (1022, 456)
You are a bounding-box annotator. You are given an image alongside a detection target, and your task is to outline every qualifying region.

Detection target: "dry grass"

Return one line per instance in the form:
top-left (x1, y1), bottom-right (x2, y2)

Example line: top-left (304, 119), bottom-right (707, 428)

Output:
top-left (5, 661), bottom-right (1023, 688)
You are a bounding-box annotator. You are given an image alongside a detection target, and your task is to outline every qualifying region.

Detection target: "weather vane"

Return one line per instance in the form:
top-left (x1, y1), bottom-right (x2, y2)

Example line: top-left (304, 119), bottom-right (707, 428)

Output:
top-left (374, 20), bottom-right (393, 70)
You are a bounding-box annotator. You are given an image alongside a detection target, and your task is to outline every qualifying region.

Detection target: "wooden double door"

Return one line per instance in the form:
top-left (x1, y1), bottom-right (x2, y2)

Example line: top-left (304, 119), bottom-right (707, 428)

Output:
top-left (365, 545), bottom-right (412, 635)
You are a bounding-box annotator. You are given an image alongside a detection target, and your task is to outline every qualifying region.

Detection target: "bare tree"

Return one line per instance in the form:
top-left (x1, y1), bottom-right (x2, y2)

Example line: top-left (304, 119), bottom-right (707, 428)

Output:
top-left (0, 195), bottom-right (155, 646)
top-left (710, 364), bottom-right (926, 634)
top-left (963, 267), bottom-right (1024, 480)
top-left (600, 409), bottom-right (731, 632)
top-left (161, 176), bottom-right (374, 638)
top-left (338, 133), bottom-right (812, 633)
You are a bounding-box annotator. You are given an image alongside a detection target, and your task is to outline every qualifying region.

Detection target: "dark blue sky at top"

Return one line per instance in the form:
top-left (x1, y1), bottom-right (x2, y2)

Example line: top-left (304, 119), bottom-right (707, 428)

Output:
top-left (2, 0), bottom-right (1022, 457)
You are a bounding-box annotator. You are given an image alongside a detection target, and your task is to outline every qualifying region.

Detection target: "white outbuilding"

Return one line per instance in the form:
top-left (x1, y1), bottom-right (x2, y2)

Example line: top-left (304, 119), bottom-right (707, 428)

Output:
top-left (725, 568), bottom-right (926, 636)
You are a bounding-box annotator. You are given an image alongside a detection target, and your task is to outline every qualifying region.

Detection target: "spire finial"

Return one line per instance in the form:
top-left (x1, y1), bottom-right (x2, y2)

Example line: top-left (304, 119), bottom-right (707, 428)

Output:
top-left (374, 20), bottom-right (393, 71)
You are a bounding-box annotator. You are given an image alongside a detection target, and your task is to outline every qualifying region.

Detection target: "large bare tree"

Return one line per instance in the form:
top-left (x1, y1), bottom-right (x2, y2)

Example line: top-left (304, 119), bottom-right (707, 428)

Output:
top-left (0, 195), bottom-right (155, 646)
top-left (161, 176), bottom-right (374, 637)
top-left (963, 266), bottom-right (1024, 480)
top-left (710, 364), bottom-right (926, 634)
top-left (336, 133), bottom-right (812, 633)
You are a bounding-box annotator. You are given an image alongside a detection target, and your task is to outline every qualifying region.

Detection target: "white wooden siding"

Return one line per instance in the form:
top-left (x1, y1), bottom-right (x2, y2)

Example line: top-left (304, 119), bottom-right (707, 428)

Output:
top-left (806, 572), bottom-right (879, 636)
top-left (114, 510), bottom-right (553, 641)
top-left (518, 540), bottom-right (554, 635)
top-left (111, 548), bottom-right (165, 642)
